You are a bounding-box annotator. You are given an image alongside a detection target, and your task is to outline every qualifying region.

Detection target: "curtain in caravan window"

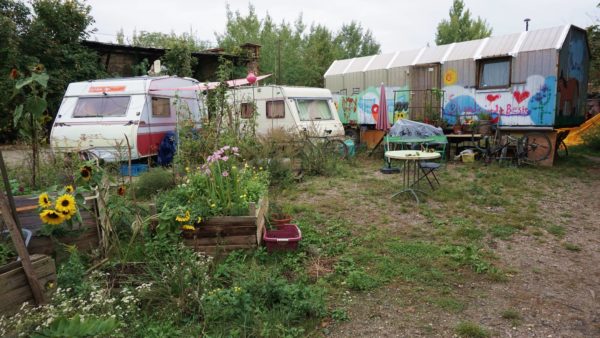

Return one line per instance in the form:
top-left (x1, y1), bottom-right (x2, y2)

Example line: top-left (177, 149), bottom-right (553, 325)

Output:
top-left (296, 99), bottom-right (333, 121)
top-left (479, 59), bottom-right (510, 88)
top-left (152, 97), bottom-right (171, 117)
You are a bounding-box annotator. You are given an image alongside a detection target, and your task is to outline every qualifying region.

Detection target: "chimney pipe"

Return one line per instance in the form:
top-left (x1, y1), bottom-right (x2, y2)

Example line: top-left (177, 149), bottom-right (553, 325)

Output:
top-left (524, 18), bottom-right (531, 31)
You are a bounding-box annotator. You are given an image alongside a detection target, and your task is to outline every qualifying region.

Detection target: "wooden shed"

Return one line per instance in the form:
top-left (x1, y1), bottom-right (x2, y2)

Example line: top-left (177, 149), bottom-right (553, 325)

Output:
top-left (325, 24), bottom-right (590, 130)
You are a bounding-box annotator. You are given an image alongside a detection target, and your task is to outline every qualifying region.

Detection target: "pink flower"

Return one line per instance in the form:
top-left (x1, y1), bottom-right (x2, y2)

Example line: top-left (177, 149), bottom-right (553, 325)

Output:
top-left (221, 156), bottom-right (229, 161)
top-left (232, 147), bottom-right (239, 153)
top-left (222, 171), bottom-right (229, 177)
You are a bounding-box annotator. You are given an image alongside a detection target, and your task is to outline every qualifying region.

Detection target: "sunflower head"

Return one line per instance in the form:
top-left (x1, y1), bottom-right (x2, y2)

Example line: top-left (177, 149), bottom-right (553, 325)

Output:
top-left (38, 193), bottom-right (52, 209)
top-left (175, 210), bottom-right (191, 223)
top-left (55, 194), bottom-right (76, 213)
top-left (80, 166), bottom-right (92, 181)
top-left (60, 208), bottom-right (75, 221)
top-left (181, 224), bottom-right (195, 231)
top-left (40, 209), bottom-right (65, 225)
top-left (65, 185), bottom-right (74, 194)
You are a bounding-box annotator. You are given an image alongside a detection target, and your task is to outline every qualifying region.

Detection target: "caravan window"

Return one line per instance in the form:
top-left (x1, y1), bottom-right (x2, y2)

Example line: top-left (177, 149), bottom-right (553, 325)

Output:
top-left (266, 100), bottom-right (285, 118)
top-left (240, 103), bottom-right (255, 119)
top-left (72, 96), bottom-right (130, 118)
top-left (152, 97), bottom-right (171, 117)
top-left (478, 58), bottom-right (511, 89)
top-left (296, 99), bottom-right (333, 121)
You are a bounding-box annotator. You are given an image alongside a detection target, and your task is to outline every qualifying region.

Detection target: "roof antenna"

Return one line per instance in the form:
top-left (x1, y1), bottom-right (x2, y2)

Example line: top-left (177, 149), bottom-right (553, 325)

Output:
top-left (524, 18), bottom-right (531, 31)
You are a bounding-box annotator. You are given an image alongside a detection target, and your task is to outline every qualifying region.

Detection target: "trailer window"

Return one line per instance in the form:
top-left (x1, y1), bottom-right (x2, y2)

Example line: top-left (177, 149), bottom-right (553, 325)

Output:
top-left (266, 100), bottom-right (285, 118)
top-left (152, 97), bottom-right (171, 117)
top-left (296, 99), bottom-right (333, 121)
top-left (478, 58), bottom-right (510, 89)
top-left (73, 96), bottom-right (130, 118)
top-left (240, 103), bottom-right (255, 119)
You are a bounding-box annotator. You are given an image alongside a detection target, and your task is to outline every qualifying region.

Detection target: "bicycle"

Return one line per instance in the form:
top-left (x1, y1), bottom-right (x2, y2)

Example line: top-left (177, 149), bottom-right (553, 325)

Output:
top-left (472, 128), bottom-right (552, 166)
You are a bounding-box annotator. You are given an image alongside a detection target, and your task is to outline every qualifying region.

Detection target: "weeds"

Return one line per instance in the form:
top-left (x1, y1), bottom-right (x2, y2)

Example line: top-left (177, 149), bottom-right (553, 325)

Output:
top-left (455, 321), bottom-right (490, 338)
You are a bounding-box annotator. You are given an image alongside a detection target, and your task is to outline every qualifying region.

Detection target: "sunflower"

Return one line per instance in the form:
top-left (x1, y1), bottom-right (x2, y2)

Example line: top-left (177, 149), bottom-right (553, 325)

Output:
top-left (40, 209), bottom-right (65, 225)
top-left (60, 208), bottom-right (76, 221)
top-left (175, 210), bottom-right (191, 223)
top-left (38, 193), bottom-right (52, 209)
top-left (117, 185), bottom-right (126, 196)
top-left (65, 185), bottom-right (74, 194)
top-left (80, 166), bottom-right (92, 181)
top-left (181, 224), bottom-right (195, 231)
top-left (55, 194), bottom-right (76, 214)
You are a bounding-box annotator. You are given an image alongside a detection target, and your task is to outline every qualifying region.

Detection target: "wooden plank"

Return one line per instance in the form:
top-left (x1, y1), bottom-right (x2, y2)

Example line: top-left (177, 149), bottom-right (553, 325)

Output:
top-left (0, 273), bottom-right (55, 314)
top-left (191, 244), bottom-right (257, 255)
top-left (0, 257), bottom-right (55, 292)
top-left (0, 192), bottom-right (46, 305)
top-left (196, 226), bottom-right (257, 237)
top-left (0, 254), bottom-right (46, 274)
top-left (183, 235), bottom-right (256, 246)
top-left (204, 216), bottom-right (257, 226)
top-left (255, 197), bottom-right (268, 246)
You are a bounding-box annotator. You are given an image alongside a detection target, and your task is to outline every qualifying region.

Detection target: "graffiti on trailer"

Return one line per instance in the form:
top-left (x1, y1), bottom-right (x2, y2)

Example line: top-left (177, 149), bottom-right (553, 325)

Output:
top-left (334, 86), bottom-right (409, 125)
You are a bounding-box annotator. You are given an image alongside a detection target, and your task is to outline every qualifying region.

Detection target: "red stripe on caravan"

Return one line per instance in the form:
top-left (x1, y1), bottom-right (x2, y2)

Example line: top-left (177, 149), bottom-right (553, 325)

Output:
top-left (137, 131), bottom-right (168, 156)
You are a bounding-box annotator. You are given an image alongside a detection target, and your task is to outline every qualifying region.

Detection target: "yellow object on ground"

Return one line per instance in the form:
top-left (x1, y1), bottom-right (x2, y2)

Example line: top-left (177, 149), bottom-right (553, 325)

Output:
top-left (563, 114), bottom-right (600, 145)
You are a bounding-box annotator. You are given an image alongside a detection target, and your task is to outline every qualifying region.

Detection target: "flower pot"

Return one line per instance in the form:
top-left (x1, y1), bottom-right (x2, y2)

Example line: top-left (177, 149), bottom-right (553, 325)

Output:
top-left (270, 214), bottom-right (292, 226)
top-left (452, 124), bottom-right (463, 135)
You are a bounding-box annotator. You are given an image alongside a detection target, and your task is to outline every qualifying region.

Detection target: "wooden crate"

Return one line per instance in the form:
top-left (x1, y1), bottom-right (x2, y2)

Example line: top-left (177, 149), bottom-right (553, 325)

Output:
top-left (4, 195), bottom-right (101, 262)
top-left (0, 254), bottom-right (56, 315)
top-left (183, 197), bottom-right (268, 255)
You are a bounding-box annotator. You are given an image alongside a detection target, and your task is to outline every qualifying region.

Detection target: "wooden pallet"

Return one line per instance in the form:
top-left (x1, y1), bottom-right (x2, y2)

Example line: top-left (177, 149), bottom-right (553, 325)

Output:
top-left (183, 197), bottom-right (268, 255)
top-left (0, 254), bottom-right (56, 315)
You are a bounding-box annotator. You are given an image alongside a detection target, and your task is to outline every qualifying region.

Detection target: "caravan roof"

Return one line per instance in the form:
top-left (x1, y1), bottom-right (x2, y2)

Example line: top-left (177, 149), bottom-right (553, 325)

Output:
top-left (63, 76), bottom-right (200, 99)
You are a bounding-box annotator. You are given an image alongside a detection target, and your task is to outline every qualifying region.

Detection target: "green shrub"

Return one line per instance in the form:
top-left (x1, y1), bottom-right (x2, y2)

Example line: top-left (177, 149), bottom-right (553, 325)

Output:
top-left (455, 321), bottom-right (490, 338)
top-left (132, 167), bottom-right (175, 200)
top-left (581, 122), bottom-right (600, 151)
top-left (346, 269), bottom-right (379, 291)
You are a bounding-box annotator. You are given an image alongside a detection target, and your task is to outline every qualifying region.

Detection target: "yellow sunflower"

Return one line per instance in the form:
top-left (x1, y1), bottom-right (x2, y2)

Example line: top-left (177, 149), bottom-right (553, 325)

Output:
top-left (40, 209), bottom-right (65, 225)
top-left (181, 224), bottom-right (195, 231)
top-left (60, 208), bottom-right (76, 221)
top-left (80, 166), bottom-right (92, 181)
top-left (55, 194), bottom-right (77, 214)
top-left (65, 185), bottom-right (74, 194)
top-left (38, 193), bottom-right (52, 209)
top-left (175, 210), bottom-right (191, 223)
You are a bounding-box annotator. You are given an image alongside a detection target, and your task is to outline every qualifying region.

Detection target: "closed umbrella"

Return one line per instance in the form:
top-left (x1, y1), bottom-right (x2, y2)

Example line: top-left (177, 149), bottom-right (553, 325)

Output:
top-left (376, 83), bottom-right (390, 131)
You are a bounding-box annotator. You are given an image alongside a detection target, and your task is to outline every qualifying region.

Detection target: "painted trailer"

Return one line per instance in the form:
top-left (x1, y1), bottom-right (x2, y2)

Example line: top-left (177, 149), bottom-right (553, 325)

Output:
top-left (228, 85), bottom-right (345, 138)
top-left (325, 24), bottom-right (590, 133)
top-left (50, 76), bottom-right (204, 161)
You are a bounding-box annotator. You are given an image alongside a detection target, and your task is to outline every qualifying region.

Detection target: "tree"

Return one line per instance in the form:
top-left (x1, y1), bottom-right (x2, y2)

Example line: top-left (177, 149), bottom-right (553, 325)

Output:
top-left (435, 0), bottom-right (492, 45)
top-left (163, 41), bottom-right (197, 77)
top-left (334, 21), bottom-right (381, 60)
top-left (587, 3), bottom-right (600, 89)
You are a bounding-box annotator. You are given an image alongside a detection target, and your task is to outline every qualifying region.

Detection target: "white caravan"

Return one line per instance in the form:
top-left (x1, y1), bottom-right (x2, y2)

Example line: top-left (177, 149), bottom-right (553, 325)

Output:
top-left (228, 85), bottom-right (345, 138)
top-left (50, 76), bottom-right (203, 161)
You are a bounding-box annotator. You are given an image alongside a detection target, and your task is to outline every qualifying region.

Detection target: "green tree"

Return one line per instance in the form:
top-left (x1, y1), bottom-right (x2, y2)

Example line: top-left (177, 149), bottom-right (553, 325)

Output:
top-left (587, 3), bottom-right (600, 89)
top-left (131, 30), bottom-right (210, 50)
top-left (162, 41), bottom-right (197, 77)
top-left (334, 21), bottom-right (381, 60)
top-left (435, 0), bottom-right (492, 45)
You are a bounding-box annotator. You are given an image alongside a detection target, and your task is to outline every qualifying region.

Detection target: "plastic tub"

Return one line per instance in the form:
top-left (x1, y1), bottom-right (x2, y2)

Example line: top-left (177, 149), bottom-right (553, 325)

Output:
top-left (263, 224), bottom-right (302, 252)
top-left (461, 153), bottom-right (475, 163)
top-left (120, 163), bottom-right (149, 176)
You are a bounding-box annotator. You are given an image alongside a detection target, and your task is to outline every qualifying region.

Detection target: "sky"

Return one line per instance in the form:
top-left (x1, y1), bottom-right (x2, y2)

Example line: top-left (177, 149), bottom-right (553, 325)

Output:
top-left (87, 0), bottom-right (599, 53)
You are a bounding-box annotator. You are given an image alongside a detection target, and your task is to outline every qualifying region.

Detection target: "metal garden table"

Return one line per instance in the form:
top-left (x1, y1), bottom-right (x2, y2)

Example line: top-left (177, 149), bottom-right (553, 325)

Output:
top-left (385, 150), bottom-right (441, 204)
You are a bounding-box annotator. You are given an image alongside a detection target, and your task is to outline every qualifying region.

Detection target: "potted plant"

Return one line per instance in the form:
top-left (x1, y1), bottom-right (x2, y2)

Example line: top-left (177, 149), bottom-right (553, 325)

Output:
top-left (477, 112), bottom-right (493, 135)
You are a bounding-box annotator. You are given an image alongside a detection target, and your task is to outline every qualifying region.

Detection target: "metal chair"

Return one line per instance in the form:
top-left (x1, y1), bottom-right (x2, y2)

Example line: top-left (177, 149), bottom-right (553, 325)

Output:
top-left (416, 161), bottom-right (441, 190)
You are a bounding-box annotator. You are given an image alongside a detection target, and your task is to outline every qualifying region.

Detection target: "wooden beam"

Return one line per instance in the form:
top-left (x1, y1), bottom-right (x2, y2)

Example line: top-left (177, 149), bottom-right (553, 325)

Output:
top-left (0, 192), bottom-right (46, 305)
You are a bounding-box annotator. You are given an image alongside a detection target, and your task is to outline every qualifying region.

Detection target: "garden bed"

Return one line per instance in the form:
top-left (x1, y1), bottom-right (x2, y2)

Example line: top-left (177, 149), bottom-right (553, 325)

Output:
top-left (183, 197), bottom-right (268, 255)
top-left (0, 254), bottom-right (56, 316)
top-left (10, 195), bottom-right (100, 262)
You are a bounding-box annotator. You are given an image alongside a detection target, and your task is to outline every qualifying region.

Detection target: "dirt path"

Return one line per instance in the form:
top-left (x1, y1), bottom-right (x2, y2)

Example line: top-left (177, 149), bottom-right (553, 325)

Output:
top-left (324, 163), bottom-right (600, 337)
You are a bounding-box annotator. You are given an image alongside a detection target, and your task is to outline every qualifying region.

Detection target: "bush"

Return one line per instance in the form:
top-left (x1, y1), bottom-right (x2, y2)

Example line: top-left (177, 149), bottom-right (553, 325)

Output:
top-left (132, 167), bottom-right (175, 200)
top-left (581, 122), bottom-right (600, 151)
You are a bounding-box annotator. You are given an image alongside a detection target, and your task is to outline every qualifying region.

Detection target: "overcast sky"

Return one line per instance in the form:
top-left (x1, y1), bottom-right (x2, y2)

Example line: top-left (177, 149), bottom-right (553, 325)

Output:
top-left (88, 0), bottom-right (598, 53)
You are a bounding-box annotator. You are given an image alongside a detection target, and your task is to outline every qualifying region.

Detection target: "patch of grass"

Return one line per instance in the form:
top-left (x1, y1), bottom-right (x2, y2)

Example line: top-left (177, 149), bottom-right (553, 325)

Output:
top-left (345, 269), bottom-right (379, 291)
top-left (455, 321), bottom-right (490, 338)
top-left (454, 225), bottom-right (485, 241)
top-left (562, 242), bottom-right (581, 252)
top-left (547, 224), bottom-right (566, 237)
top-left (430, 296), bottom-right (465, 313)
top-left (501, 308), bottom-right (521, 320)
top-left (330, 308), bottom-right (349, 322)
top-left (489, 224), bottom-right (517, 240)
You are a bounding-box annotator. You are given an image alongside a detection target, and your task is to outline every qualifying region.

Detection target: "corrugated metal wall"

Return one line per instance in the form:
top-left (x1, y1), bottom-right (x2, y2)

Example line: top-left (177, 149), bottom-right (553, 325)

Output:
top-left (325, 75), bottom-right (345, 94)
top-left (387, 66), bottom-right (410, 87)
top-left (513, 49), bottom-right (557, 83)
top-left (442, 60), bottom-right (476, 88)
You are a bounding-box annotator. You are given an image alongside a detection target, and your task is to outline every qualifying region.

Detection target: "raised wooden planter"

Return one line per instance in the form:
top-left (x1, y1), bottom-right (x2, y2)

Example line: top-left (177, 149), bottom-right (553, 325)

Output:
top-left (183, 197), bottom-right (268, 255)
top-left (8, 195), bottom-right (101, 262)
top-left (0, 254), bottom-right (56, 315)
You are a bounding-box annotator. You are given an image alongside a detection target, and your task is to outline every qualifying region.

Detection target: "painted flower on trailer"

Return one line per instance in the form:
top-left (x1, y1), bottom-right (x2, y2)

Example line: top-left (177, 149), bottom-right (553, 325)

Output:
top-left (56, 194), bottom-right (76, 214)
top-left (39, 209), bottom-right (65, 225)
top-left (176, 210), bottom-right (191, 222)
top-left (38, 192), bottom-right (52, 208)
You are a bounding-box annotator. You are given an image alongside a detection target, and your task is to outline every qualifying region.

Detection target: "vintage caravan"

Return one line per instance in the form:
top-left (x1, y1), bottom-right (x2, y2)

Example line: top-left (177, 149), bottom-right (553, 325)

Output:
top-left (325, 24), bottom-right (590, 132)
top-left (50, 76), bottom-right (203, 161)
top-left (228, 85), bottom-right (345, 138)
